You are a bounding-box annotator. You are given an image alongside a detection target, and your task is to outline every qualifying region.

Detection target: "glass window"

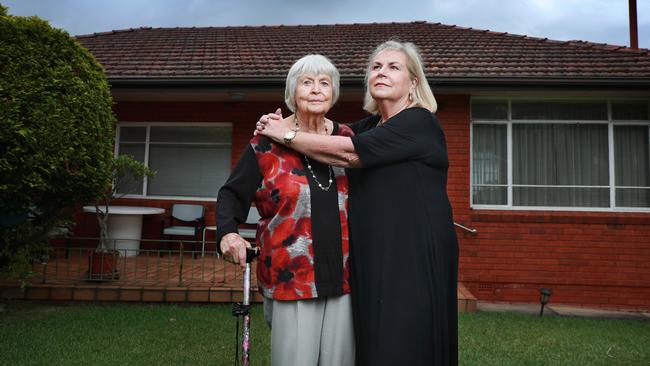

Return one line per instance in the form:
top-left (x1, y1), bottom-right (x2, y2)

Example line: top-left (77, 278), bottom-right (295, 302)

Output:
top-left (116, 124), bottom-right (232, 198)
top-left (512, 124), bottom-right (609, 207)
top-left (511, 101), bottom-right (607, 120)
top-left (119, 126), bottom-right (146, 142)
top-left (117, 127), bottom-right (146, 195)
top-left (471, 99), bottom-right (650, 210)
top-left (471, 100), bottom-right (508, 120)
top-left (614, 125), bottom-right (650, 207)
top-left (612, 102), bottom-right (649, 121)
top-left (472, 124), bottom-right (507, 205)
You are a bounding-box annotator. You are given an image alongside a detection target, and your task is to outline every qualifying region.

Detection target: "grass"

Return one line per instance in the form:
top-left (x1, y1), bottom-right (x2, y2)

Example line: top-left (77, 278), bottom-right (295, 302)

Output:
top-left (0, 302), bottom-right (271, 365)
top-left (0, 302), bottom-right (648, 365)
top-left (459, 311), bottom-right (650, 365)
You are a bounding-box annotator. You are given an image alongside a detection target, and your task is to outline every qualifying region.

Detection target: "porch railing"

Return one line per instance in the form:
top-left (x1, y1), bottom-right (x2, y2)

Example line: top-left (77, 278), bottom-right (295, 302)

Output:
top-left (36, 236), bottom-right (253, 288)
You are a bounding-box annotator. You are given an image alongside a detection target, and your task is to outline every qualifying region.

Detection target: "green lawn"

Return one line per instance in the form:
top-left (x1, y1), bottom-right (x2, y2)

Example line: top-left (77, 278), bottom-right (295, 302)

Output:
top-left (459, 311), bottom-right (650, 365)
top-left (0, 302), bottom-right (648, 365)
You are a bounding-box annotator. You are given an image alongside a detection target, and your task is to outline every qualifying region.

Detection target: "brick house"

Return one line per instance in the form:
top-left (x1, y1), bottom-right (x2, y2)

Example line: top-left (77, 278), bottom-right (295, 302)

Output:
top-left (74, 22), bottom-right (650, 311)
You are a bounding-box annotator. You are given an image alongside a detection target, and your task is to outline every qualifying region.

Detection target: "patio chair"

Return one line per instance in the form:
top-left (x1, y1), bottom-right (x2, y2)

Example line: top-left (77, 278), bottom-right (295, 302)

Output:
top-left (239, 206), bottom-right (261, 243)
top-left (47, 224), bottom-right (72, 259)
top-left (161, 204), bottom-right (205, 257)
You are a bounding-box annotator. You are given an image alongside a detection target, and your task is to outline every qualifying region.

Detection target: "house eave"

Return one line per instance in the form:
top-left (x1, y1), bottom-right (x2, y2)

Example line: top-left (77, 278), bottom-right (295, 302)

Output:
top-left (107, 76), bottom-right (650, 102)
top-left (108, 76), bottom-right (650, 90)
top-left (432, 77), bottom-right (650, 91)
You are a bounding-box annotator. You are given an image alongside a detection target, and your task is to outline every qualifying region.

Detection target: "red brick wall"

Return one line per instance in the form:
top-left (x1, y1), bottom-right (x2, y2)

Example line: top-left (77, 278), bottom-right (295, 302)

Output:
top-left (437, 95), bottom-right (650, 311)
top-left (461, 212), bottom-right (650, 310)
top-left (71, 97), bottom-right (650, 311)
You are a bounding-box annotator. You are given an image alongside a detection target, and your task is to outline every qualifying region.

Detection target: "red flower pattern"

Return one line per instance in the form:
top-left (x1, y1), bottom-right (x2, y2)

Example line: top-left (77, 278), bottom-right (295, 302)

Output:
top-left (269, 248), bottom-right (315, 299)
top-left (250, 125), bottom-right (354, 300)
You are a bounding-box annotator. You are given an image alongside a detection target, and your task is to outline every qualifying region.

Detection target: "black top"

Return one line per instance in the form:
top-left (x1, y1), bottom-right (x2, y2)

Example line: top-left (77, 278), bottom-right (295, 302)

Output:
top-left (216, 123), bottom-right (344, 297)
top-left (346, 107), bottom-right (459, 365)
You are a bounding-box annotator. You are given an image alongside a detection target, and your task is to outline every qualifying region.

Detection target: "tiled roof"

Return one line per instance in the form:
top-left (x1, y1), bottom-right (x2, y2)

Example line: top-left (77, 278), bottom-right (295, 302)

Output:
top-left (76, 22), bottom-right (650, 81)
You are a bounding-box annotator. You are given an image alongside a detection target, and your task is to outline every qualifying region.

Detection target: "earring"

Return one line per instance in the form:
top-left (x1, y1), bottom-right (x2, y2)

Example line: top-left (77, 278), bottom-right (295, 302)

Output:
top-left (408, 91), bottom-right (413, 102)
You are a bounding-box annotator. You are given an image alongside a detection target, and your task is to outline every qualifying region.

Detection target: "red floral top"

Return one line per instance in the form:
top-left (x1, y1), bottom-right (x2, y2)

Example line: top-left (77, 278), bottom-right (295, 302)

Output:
top-left (217, 122), bottom-right (354, 300)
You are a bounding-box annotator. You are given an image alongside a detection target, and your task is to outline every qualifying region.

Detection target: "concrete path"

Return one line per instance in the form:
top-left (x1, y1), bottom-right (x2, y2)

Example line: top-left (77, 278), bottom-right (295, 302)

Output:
top-left (477, 301), bottom-right (650, 320)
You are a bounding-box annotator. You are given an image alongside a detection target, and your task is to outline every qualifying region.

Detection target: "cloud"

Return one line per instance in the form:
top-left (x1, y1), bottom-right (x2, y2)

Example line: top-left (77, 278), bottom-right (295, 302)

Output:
top-left (3, 0), bottom-right (647, 47)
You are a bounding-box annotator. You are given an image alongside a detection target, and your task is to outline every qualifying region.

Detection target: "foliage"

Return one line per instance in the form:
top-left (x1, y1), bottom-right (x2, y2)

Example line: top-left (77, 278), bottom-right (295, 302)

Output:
top-left (94, 155), bottom-right (155, 251)
top-left (0, 7), bottom-right (114, 278)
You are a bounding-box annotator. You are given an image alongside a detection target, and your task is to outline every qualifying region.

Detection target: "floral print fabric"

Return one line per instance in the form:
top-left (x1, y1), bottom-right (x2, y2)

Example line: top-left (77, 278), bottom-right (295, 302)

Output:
top-left (250, 125), bottom-right (353, 300)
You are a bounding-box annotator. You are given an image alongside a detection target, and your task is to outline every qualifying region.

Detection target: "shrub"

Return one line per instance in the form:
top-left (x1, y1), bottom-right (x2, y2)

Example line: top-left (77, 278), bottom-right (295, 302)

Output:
top-left (0, 6), bottom-right (115, 279)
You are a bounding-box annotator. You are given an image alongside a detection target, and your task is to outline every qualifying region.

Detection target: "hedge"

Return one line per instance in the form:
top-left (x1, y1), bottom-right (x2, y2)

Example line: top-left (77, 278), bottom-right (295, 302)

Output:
top-left (0, 6), bottom-right (115, 278)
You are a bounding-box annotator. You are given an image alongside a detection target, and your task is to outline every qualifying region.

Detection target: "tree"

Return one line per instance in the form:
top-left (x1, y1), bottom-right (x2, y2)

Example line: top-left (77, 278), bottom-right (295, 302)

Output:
top-left (0, 5), bottom-right (115, 279)
top-left (94, 155), bottom-right (154, 252)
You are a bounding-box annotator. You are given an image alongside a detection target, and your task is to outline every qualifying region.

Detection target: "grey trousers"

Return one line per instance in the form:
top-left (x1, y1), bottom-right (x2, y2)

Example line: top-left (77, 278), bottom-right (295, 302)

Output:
top-left (263, 294), bottom-right (355, 366)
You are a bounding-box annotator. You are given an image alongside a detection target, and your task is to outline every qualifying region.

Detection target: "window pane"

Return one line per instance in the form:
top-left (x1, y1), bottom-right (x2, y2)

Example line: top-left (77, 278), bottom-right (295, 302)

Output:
top-left (472, 124), bottom-right (507, 205)
top-left (472, 186), bottom-right (507, 205)
top-left (514, 187), bottom-right (609, 207)
top-left (473, 124), bottom-right (507, 185)
top-left (513, 124), bottom-right (609, 207)
top-left (116, 144), bottom-right (145, 195)
top-left (612, 102), bottom-right (649, 121)
top-left (616, 189), bottom-right (650, 207)
top-left (471, 100), bottom-right (508, 120)
top-left (119, 127), bottom-right (146, 142)
top-left (615, 125), bottom-right (650, 207)
top-left (512, 101), bottom-right (607, 120)
top-left (513, 124), bottom-right (609, 186)
top-left (150, 126), bottom-right (231, 144)
top-left (147, 145), bottom-right (231, 197)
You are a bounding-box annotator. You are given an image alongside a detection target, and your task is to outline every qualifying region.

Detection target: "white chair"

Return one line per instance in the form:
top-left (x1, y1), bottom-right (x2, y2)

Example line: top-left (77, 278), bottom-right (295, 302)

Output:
top-left (239, 207), bottom-right (261, 242)
top-left (203, 206), bottom-right (260, 257)
top-left (161, 204), bottom-right (205, 257)
top-left (201, 225), bottom-right (216, 257)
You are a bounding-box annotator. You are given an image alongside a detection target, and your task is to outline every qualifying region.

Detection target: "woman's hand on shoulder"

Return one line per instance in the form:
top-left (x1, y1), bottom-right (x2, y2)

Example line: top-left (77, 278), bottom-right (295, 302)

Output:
top-left (220, 233), bottom-right (252, 271)
top-left (255, 108), bottom-right (287, 142)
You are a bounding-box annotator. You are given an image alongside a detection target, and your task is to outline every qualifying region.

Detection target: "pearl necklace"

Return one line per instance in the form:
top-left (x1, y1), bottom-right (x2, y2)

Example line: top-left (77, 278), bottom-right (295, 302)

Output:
top-left (293, 114), bottom-right (333, 191)
top-left (294, 114), bottom-right (328, 134)
top-left (303, 155), bottom-right (334, 191)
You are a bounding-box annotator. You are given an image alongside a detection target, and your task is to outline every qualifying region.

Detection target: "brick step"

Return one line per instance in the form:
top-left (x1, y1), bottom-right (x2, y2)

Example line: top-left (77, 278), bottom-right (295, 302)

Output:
top-left (0, 282), bottom-right (477, 312)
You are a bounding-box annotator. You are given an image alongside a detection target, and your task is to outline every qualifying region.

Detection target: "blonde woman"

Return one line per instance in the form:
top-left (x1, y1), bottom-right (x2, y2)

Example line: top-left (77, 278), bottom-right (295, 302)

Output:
top-left (257, 40), bottom-right (459, 365)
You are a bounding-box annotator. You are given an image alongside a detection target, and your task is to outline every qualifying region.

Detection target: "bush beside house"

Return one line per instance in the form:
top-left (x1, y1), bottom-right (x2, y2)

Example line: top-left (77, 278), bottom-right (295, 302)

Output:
top-left (0, 5), bottom-right (115, 279)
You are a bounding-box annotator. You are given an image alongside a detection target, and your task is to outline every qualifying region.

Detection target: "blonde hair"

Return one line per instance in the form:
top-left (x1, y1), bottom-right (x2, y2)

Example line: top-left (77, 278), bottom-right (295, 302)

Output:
top-left (284, 54), bottom-right (340, 113)
top-left (363, 40), bottom-right (437, 114)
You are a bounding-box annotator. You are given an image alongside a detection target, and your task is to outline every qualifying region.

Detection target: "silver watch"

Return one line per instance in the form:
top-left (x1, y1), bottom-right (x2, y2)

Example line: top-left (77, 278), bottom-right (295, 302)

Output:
top-left (283, 130), bottom-right (297, 145)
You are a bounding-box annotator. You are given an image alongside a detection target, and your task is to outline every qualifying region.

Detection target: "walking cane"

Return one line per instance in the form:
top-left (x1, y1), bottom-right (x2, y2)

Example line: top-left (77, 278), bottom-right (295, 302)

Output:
top-left (232, 247), bottom-right (260, 366)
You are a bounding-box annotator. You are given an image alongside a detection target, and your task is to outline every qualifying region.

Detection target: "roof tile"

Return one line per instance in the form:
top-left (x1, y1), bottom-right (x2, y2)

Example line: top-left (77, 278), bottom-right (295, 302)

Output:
top-left (76, 22), bottom-right (650, 80)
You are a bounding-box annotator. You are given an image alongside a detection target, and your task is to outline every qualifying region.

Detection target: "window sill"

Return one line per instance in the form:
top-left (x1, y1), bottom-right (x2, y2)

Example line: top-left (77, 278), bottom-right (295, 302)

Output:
top-left (470, 209), bottom-right (650, 225)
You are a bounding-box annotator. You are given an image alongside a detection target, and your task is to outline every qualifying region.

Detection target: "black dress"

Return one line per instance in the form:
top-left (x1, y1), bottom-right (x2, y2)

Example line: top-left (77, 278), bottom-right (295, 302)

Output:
top-left (347, 107), bottom-right (459, 365)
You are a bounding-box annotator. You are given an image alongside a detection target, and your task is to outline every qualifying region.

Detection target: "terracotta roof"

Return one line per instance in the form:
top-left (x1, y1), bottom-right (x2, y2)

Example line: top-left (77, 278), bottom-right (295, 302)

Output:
top-left (76, 22), bottom-right (650, 81)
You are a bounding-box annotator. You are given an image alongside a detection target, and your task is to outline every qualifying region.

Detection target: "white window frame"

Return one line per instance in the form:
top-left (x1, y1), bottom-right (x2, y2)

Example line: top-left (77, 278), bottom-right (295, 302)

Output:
top-left (115, 122), bottom-right (233, 202)
top-left (470, 97), bottom-right (650, 212)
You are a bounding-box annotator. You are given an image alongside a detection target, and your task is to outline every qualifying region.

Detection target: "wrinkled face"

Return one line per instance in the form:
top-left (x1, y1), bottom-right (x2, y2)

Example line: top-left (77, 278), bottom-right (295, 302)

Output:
top-left (368, 49), bottom-right (415, 103)
top-left (294, 73), bottom-right (333, 115)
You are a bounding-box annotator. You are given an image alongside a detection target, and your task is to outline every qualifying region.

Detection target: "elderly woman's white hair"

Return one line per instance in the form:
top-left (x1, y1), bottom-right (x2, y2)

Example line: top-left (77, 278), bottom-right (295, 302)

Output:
top-left (363, 40), bottom-right (437, 114)
top-left (285, 54), bottom-right (340, 113)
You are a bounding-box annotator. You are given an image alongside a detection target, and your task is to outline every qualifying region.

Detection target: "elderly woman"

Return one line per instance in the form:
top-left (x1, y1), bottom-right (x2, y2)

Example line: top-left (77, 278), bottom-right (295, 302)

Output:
top-left (257, 41), bottom-right (459, 365)
top-left (216, 54), bottom-right (355, 366)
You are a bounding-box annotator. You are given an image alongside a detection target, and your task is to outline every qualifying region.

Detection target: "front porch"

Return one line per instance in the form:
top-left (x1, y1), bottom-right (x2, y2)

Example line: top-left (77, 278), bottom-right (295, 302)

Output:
top-left (0, 241), bottom-right (476, 312)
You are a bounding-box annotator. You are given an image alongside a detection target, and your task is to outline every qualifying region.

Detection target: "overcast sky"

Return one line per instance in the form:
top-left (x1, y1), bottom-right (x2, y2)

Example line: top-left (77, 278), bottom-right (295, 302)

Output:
top-left (3, 0), bottom-right (649, 48)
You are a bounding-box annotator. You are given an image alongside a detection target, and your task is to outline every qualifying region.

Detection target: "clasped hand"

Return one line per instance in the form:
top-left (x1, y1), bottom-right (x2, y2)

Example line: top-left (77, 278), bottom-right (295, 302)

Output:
top-left (254, 108), bottom-right (288, 142)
